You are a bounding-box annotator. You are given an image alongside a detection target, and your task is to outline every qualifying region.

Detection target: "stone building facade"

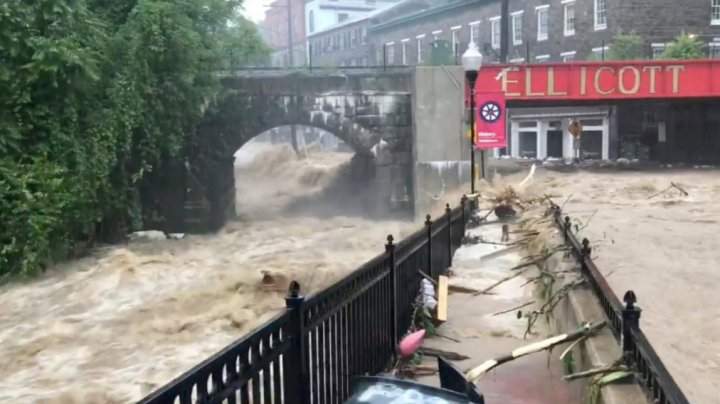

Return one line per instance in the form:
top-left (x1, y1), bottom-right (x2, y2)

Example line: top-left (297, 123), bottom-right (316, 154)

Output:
top-left (307, 15), bottom-right (373, 66)
top-left (360, 0), bottom-right (720, 164)
top-left (367, 0), bottom-right (720, 66)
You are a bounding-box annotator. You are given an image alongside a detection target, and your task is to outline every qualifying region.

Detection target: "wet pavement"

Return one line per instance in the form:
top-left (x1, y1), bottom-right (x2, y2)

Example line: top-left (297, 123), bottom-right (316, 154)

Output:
top-left (416, 210), bottom-right (584, 403)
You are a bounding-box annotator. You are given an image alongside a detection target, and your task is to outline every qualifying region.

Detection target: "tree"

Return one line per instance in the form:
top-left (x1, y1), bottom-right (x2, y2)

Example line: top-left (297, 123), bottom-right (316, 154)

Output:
top-left (0, 0), bottom-right (271, 277)
top-left (585, 32), bottom-right (645, 61)
top-left (660, 32), bottom-right (705, 59)
top-left (220, 17), bottom-right (272, 71)
top-left (607, 32), bottom-right (645, 60)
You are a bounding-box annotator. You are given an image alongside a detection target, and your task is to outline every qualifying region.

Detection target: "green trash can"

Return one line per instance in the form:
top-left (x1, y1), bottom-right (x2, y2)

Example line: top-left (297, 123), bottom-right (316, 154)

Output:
top-left (430, 40), bottom-right (454, 65)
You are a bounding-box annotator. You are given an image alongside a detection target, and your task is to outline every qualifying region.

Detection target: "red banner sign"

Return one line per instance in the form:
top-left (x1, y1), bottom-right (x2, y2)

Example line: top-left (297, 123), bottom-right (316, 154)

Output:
top-left (474, 91), bottom-right (506, 149)
top-left (470, 59), bottom-right (720, 101)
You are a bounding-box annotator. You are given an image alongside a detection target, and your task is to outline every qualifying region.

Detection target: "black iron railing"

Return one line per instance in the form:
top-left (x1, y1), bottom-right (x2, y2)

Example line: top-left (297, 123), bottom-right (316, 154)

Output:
top-left (549, 203), bottom-right (690, 404)
top-left (139, 196), bottom-right (473, 404)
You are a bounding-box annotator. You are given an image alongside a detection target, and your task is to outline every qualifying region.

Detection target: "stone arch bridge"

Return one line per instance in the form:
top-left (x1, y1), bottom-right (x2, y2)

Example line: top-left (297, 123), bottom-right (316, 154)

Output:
top-left (161, 71), bottom-right (418, 232)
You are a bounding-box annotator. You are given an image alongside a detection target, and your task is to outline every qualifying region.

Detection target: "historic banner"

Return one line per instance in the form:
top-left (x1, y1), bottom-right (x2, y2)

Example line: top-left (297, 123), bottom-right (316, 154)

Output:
top-left (474, 91), bottom-right (506, 149)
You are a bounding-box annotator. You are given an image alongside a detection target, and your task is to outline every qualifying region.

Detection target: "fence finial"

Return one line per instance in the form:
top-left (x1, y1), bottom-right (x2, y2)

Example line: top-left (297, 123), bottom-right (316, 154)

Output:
top-left (581, 238), bottom-right (592, 257)
top-left (623, 290), bottom-right (637, 309)
top-left (386, 234), bottom-right (394, 246)
top-left (445, 203), bottom-right (451, 214)
top-left (287, 281), bottom-right (301, 299)
top-left (425, 214), bottom-right (432, 225)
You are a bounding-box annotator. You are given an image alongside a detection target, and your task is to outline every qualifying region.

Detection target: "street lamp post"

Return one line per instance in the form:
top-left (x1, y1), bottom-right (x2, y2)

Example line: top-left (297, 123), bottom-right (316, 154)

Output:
top-left (461, 41), bottom-right (483, 194)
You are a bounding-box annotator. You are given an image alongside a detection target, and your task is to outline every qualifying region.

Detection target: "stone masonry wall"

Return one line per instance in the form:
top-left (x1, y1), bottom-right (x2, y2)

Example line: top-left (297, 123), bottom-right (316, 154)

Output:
top-left (368, 0), bottom-right (720, 65)
top-left (179, 71), bottom-right (416, 232)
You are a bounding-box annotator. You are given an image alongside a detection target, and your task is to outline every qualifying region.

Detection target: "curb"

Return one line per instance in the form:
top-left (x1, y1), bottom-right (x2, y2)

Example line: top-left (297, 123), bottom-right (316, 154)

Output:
top-left (554, 280), bottom-right (648, 404)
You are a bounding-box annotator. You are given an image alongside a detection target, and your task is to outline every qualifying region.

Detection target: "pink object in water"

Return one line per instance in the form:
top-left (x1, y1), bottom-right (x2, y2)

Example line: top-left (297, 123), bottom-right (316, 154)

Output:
top-left (397, 329), bottom-right (425, 358)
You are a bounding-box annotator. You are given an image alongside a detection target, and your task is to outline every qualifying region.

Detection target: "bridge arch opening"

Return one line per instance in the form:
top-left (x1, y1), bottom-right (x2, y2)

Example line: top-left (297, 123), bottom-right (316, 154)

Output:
top-left (232, 125), bottom-right (384, 221)
top-left (181, 81), bottom-right (415, 232)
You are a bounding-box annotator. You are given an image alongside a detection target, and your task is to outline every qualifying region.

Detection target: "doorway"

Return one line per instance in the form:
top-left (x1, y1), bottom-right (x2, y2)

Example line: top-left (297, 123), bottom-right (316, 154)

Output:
top-left (547, 130), bottom-right (564, 158)
top-left (519, 132), bottom-right (537, 158)
top-left (581, 130), bottom-right (603, 160)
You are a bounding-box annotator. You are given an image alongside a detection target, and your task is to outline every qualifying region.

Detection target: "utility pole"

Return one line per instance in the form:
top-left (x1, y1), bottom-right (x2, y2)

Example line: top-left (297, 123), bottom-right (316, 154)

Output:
top-left (500, 0), bottom-right (509, 63)
top-left (286, 0), bottom-right (294, 67)
top-left (285, 0), bottom-right (299, 153)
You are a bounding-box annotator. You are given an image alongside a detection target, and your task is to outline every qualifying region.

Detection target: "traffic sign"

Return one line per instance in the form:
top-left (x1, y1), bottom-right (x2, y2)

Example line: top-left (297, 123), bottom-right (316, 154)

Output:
top-left (569, 120), bottom-right (583, 138)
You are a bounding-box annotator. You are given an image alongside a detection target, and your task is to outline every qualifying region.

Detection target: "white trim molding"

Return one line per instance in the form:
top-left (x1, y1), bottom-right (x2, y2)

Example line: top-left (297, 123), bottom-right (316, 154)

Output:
top-left (594, 0), bottom-right (608, 31)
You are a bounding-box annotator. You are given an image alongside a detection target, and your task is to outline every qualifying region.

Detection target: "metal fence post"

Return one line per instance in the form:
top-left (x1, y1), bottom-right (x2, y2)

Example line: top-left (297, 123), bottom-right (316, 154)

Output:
top-left (622, 290), bottom-right (641, 359)
top-left (425, 214), bottom-right (433, 279)
top-left (461, 195), bottom-right (467, 228)
top-left (564, 216), bottom-right (572, 243)
top-left (284, 281), bottom-right (309, 404)
top-left (385, 235), bottom-right (398, 346)
top-left (581, 238), bottom-right (592, 258)
top-left (446, 203), bottom-right (453, 269)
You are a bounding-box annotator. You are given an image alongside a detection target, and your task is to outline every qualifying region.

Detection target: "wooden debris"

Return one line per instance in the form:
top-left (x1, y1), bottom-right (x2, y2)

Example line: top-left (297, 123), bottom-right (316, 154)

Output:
top-left (465, 321), bottom-right (607, 383)
top-left (473, 266), bottom-right (534, 296)
top-left (419, 347), bottom-right (470, 361)
top-left (491, 301), bottom-right (535, 316)
top-left (436, 275), bottom-right (449, 322)
top-left (436, 333), bottom-right (460, 343)
top-left (257, 271), bottom-right (291, 292)
top-left (448, 285), bottom-right (492, 296)
top-left (511, 245), bottom-right (568, 271)
top-left (418, 270), bottom-right (437, 286)
top-left (648, 182), bottom-right (689, 199)
top-left (563, 365), bottom-right (628, 381)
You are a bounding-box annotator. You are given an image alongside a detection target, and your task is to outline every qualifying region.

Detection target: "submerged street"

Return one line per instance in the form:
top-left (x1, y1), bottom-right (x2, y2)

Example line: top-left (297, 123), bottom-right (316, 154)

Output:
top-left (0, 142), bottom-right (417, 403)
top-left (492, 165), bottom-right (720, 404)
top-left (1, 141), bottom-right (719, 403)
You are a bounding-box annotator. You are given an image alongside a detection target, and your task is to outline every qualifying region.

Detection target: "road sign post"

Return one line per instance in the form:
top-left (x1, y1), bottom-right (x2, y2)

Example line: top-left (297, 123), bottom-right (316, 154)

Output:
top-left (569, 120), bottom-right (582, 163)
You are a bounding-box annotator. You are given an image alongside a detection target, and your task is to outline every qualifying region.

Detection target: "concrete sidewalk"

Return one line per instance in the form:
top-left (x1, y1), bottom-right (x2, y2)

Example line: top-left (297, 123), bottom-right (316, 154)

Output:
top-left (416, 210), bottom-right (584, 403)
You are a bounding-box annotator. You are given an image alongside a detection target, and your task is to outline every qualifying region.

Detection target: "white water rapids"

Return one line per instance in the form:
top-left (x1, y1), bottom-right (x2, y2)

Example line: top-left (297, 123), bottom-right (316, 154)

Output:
top-left (2, 146), bottom-right (719, 403)
top-left (0, 141), bottom-right (421, 403)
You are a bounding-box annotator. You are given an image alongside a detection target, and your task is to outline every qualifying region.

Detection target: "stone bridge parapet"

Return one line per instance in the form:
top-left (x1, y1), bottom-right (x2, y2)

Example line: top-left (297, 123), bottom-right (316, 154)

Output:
top-left (174, 71), bottom-right (416, 231)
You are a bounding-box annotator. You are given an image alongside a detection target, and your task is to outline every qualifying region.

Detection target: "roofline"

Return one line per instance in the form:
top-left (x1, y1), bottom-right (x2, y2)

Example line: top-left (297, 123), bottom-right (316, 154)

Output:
top-left (369, 0), bottom-right (487, 33)
top-left (307, 2), bottom-right (401, 38)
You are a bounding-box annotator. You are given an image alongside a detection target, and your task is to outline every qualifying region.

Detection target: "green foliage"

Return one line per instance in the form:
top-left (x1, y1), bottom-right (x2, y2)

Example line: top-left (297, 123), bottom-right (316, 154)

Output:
top-left (585, 371), bottom-right (634, 404)
top-left (607, 32), bottom-right (645, 60)
top-left (586, 32), bottom-right (645, 61)
top-left (660, 32), bottom-right (705, 59)
top-left (412, 301), bottom-right (437, 336)
top-left (0, 0), bottom-right (270, 277)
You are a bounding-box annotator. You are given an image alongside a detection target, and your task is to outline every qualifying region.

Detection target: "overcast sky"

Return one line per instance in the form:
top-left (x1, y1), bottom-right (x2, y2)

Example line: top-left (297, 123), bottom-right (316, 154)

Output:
top-left (241, 0), bottom-right (269, 22)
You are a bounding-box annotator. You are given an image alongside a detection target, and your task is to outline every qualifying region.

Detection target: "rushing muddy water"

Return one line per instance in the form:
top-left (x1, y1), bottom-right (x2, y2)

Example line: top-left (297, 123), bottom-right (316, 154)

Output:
top-left (0, 141), bottom-right (416, 403)
top-left (3, 147), bottom-right (717, 403)
top-left (489, 166), bottom-right (720, 404)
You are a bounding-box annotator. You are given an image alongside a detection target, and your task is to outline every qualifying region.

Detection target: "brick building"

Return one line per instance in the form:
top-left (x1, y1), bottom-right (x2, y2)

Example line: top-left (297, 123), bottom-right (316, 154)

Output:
top-left (307, 16), bottom-right (373, 67)
top-left (262, 0), bottom-right (307, 67)
top-left (358, 0), bottom-right (720, 163)
top-left (368, 0), bottom-right (720, 66)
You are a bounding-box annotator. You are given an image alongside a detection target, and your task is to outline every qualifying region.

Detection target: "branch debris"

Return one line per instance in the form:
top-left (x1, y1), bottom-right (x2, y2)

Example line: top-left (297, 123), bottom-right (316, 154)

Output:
top-left (465, 321), bottom-right (607, 383)
top-left (648, 182), bottom-right (689, 199)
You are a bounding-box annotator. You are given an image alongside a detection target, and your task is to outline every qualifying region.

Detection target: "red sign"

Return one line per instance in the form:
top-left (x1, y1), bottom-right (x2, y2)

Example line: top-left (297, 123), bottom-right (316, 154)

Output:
top-left (474, 91), bottom-right (506, 149)
top-left (470, 59), bottom-right (720, 101)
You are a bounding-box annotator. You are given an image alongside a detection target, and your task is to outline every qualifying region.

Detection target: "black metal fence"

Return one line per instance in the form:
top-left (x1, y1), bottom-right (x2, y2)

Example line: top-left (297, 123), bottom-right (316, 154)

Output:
top-left (549, 203), bottom-right (690, 404)
top-left (139, 197), bottom-right (474, 404)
